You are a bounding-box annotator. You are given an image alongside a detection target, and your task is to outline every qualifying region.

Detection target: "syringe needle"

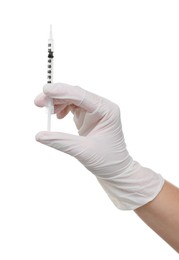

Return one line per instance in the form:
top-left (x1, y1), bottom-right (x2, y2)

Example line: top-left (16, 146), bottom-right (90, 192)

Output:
top-left (47, 24), bottom-right (54, 131)
top-left (49, 24), bottom-right (52, 38)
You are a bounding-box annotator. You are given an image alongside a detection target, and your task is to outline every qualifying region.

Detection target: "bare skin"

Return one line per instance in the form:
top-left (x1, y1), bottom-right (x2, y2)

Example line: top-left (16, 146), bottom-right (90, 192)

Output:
top-left (135, 181), bottom-right (179, 253)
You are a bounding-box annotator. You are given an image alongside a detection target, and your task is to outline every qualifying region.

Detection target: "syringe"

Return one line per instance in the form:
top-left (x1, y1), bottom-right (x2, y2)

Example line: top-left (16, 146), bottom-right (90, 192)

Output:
top-left (47, 24), bottom-right (54, 131)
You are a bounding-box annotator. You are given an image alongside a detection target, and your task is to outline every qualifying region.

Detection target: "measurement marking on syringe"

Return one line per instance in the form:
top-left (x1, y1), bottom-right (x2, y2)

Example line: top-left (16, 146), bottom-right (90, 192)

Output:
top-left (46, 24), bottom-right (54, 131)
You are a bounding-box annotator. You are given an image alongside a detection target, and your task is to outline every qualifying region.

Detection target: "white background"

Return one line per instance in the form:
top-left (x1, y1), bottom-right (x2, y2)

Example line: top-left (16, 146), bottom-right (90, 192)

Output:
top-left (0, 0), bottom-right (179, 259)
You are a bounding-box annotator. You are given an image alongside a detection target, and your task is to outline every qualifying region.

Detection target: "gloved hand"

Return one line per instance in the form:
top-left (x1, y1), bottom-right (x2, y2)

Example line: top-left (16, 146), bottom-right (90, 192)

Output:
top-left (34, 83), bottom-right (164, 210)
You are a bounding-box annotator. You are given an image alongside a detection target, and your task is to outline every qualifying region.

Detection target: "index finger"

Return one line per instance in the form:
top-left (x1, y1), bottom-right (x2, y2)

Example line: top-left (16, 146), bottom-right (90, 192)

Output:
top-left (34, 93), bottom-right (67, 107)
top-left (43, 83), bottom-right (101, 113)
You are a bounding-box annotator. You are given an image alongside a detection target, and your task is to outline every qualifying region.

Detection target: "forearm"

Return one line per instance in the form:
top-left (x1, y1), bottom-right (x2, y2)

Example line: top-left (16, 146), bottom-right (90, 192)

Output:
top-left (135, 180), bottom-right (179, 253)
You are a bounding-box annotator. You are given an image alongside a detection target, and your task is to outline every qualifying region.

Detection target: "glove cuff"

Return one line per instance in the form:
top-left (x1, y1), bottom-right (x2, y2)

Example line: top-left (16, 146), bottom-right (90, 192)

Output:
top-left (96, 161), bottom-right (165, 210)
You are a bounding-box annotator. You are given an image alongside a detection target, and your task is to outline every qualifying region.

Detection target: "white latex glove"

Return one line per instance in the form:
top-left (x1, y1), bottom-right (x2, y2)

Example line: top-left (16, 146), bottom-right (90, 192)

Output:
top-left (35, 83), bottom-right (164, 210)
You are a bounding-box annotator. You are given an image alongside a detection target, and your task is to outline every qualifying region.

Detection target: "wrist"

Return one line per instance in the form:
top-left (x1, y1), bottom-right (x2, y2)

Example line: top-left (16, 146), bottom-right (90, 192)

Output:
top-left (96, 160), bottom-right (165, 210)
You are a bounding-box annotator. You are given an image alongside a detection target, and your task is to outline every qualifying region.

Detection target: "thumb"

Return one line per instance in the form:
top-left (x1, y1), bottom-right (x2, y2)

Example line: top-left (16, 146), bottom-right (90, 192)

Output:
top-left (36, 131), bottom-right (85, 158)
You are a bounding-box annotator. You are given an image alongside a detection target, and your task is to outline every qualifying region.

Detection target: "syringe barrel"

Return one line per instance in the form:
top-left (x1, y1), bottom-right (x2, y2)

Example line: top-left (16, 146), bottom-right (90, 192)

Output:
top-left (47, 39), bottom-right (54, 84)
top-left (46, 25), bottom-right (54, 131)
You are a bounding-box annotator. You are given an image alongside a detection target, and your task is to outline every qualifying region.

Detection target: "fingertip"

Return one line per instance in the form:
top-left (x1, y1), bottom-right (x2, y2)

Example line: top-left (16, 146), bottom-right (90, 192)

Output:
top-left (35, 131), bottom-right (50, 142)
top-left (56, 113), bottom-right (63, 119)
top-left (34, 98), bottom-right (38, 106)
top-left (56, 106), bottom-right (70, 119)
top-left (34, 94), bottom-right (42, 106)
top-left (34, 94), bottom-right (41, 107)
top-left (34, 93), bottom-right (49, 107)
